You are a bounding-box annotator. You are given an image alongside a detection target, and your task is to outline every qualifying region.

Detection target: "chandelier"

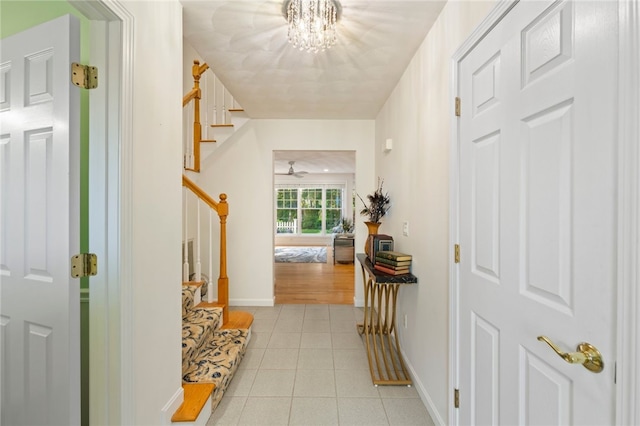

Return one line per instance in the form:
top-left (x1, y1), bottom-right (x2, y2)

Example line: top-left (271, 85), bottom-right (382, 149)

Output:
top-left (283, 0), bottom-right (342, 53)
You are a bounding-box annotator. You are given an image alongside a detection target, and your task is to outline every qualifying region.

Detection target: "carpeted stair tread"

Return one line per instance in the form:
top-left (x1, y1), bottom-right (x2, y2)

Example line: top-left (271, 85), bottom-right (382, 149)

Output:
top-left (182, 285), bottom-right (197, 318)
top-left (182, 329), bottom-right (249, 384)
top-left (182, 284), bottom-right (223, 372)
top-left (182, 307), bottom-right (223, 371)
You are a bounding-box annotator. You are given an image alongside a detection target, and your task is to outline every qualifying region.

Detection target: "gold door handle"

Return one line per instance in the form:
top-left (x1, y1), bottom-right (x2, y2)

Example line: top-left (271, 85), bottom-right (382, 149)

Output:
top-left (537, 335), bottom-right (604, 373)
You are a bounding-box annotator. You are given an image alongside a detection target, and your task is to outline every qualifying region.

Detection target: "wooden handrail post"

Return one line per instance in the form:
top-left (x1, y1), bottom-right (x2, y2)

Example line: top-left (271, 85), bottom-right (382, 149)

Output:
top-left (192, 61), bottom-right (202, 172)
top-left (184, 60), bottom-right (211, 172)
top-left (218, 193), bottom-right (229, 324)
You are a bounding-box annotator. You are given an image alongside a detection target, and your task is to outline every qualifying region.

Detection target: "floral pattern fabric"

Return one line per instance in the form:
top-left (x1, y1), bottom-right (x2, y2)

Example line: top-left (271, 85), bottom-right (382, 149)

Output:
top-left (182, 285), bottom-right (250, 411)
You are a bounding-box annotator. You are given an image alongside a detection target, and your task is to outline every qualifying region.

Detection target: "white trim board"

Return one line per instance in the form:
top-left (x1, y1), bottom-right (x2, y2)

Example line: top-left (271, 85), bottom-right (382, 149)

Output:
top-left (230, 298), bottom-right (275, 307)
top-left (70, 0), bottom-right (134, 423)
top-left (615, 1), bottom-right (640, 424)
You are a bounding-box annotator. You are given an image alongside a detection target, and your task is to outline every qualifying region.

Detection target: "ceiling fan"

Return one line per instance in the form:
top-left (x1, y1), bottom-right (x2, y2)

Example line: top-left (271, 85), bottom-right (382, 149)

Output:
top-left (276, 161), bottom-right (308, 178)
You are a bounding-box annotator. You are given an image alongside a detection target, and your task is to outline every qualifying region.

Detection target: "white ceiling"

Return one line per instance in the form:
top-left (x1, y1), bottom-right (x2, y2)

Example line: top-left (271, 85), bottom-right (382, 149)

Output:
top-left (273, 150), bottom-right (356, 175)
top-left (181, 0), bottom-right (447, 120)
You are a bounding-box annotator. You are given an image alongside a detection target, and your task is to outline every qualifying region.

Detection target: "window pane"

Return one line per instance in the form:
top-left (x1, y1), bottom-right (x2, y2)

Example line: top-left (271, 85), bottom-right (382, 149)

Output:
top-left (301, 209), bottom-right (322, 234)
top-left (326, 188), bottom-right (342, 209)
top-left (325, 188), bottom-right (343, 232)
top-left (276, 189), bottom-right (298, 233)
top-left (301, 188), bottom-right (322, 208)
top-left (326, 209), bottom-right (341, 232)
top-left (277, 188), bottom-right (297, 209)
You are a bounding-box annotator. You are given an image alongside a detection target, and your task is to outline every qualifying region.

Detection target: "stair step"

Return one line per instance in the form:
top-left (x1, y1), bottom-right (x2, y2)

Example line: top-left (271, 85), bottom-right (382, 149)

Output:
top-left (195, 301), bottom-right (225, 309)
top-left (182, 305), bottom-right (223, 372)
top-left (182, 285), bottom-right (197, 317)
top-left (222, 311), bottom-right (254, 330)
top-left (182, 282), bottom-right (204, 309)
top-left (182, 328), bottom-right (249, 386)
top-left (228, 108), bottom-right (244, 112)
top-left (171, 383), bottom-right (215, 423)
top-left (210, 123), bottom-right (234, 128)
top-left (200, 139), bottom-right (217, 143)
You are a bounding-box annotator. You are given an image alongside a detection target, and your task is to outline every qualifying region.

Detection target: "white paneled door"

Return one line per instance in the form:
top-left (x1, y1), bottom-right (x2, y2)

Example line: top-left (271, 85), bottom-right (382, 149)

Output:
top-left (457, 1), bottom-right (617, 424)
top-left (0, 15), bottom-right (81, 425)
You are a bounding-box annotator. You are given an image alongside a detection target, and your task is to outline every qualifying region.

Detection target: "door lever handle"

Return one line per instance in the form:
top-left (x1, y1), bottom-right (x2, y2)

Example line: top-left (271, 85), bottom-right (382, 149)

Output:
top-left (537, 335), bottom-right (604, 373)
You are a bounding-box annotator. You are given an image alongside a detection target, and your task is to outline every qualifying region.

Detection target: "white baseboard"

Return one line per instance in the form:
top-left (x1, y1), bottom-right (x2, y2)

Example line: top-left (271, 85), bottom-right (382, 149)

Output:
top-left (353, 297), bottom-right (364, 307)
top-left (160, 386), bottom-right (184, 424)
top-left (401, 348), bottom-right (446, 426)
top-left (229, 298), bottom-right (275, 307)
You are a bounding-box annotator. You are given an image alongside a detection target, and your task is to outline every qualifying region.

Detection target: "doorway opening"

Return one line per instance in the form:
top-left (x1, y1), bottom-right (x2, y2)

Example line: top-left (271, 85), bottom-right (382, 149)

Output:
top-left (273, 150), bottom-right (355, 304)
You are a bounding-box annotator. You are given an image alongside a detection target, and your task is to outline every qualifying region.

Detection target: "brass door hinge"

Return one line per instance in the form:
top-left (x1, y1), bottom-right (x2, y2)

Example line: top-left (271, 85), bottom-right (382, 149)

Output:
top-left (454, 244), bottom-right (460, 263)
top-left (455, 97), bottom-right (461, 117)
top-left (71, 63), bottom-right (98, 89)
top-left (454, 388), bottom-right (460, 408)
top-left (71, 253), bottom-right (98, 278)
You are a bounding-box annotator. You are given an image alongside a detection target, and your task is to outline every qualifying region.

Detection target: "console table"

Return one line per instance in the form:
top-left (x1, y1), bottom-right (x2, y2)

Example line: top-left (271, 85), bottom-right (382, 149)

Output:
top-left (356, 253), bottom-right (417, 386)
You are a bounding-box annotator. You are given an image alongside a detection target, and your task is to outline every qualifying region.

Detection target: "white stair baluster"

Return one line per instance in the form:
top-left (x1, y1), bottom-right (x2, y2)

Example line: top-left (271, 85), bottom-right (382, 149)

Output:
top-left (183, 105), bottom-right (192, 169)
top-left (208, 209), bottom-right (214, 303)
top-left (187, 102), bottom-right (194, 169)
top-left (213, 74), bottom-right (217, 125)
top-left (223, 87), bottom-right (227, 124)
top-left (203, 71), bottom-right (209, 140)
top-left (195, 200), bottom-right (202, 282)
top-left (183, 188), bottom-right (190, 282)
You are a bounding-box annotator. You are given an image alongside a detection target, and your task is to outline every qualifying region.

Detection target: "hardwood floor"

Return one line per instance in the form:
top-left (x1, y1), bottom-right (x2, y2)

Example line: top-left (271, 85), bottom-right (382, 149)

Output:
top-left (274, 246), bottom-right (355, 304)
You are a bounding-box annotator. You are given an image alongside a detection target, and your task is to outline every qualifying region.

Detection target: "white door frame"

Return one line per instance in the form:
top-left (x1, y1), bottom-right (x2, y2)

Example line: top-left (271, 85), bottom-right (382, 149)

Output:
top-left (448, 1), bottom-right (640, 425)
top-left (68, 0), bottom-right (134, 423)
top-left (614, 1), bottom-right (640, 423)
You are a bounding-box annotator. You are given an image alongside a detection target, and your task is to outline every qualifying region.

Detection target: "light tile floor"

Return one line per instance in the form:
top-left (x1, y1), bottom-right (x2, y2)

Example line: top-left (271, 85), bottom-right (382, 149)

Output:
top-left (207, 304), bottom-right (435, 426)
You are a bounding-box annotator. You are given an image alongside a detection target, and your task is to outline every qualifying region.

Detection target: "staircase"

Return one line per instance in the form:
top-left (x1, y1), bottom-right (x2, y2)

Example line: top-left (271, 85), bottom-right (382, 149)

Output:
top-left (173, 61), bottom-right (254, 423)
top-left (182, 60), bottom-right (250, 173)
top-left (172, 283), bottom-right (253, 423)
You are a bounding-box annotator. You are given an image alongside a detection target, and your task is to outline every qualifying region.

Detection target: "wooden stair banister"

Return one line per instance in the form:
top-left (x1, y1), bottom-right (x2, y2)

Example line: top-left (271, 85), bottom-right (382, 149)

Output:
top-left (183, 60), bottom-right (210, 173)
top-left (182, 175), bottom-right (229, 324)
top-left (183, 59), bottom-right (246, 172)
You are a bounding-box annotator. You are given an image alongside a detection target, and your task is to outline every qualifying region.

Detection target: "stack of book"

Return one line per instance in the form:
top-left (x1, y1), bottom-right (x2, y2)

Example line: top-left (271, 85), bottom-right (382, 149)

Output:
top-left (374, 251), bottom-right (412, 275)
top-left (367, 234), bottom-right (394, 263)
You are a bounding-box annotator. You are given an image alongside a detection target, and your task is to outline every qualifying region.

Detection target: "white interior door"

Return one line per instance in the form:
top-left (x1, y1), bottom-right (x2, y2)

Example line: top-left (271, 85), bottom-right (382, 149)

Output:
top-left (457, 1), bottom-right (618, 424)
top-left (0, 15), bottom-right (81, 425)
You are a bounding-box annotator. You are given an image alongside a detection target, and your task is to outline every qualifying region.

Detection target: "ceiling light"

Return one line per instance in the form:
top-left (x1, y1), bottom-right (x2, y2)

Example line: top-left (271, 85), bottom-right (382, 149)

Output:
top-left (283, 0), bottom-right (342, 53)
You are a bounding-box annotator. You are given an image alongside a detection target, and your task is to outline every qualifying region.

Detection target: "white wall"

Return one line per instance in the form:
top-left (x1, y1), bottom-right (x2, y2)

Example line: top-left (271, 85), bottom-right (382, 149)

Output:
top-left (198, 119), bottom-right (374, 306)
top-left (374, 1), bottom-right (495, 424)
top-left (120, 1), bottom-right (184, 423)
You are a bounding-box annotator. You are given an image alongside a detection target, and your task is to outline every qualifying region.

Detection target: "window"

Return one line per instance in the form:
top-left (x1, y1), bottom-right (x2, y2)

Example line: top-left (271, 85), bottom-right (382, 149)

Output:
top-left (301, 188), bottom-right (322, 234)
top-left (325, 188), bottom-right (342, 233)
top-left (276, 188), bottom-right (298, 233)
top-left (275, 185), bottom-right (345, 235)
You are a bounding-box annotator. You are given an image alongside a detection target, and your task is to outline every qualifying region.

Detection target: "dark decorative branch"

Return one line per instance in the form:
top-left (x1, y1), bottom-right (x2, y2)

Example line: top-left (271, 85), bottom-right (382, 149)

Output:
top-left (357, 178), bottom-right (391, 223)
